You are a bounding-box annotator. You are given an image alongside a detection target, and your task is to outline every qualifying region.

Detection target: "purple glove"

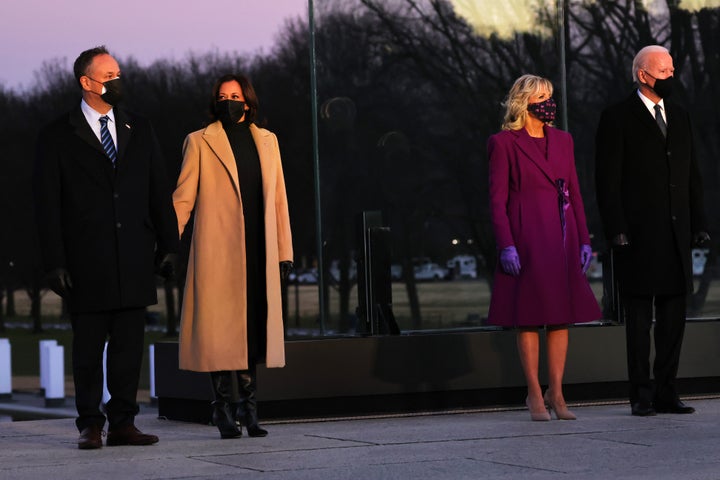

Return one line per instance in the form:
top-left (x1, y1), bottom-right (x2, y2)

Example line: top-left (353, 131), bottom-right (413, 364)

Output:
top-left (499, 246), bottom-right (521, 276)
top-left (580, 244), bottom-right (593, 274)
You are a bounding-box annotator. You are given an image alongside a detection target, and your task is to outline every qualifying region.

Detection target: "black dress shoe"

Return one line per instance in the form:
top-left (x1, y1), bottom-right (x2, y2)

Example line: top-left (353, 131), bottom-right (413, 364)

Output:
top-left (631, 402), bottom-right (657, 416)
top-left (78, 425), bottom-right (103, 449)
top-left (654, 399), bottom-right (695, 414)
top-left (106, 424), bottom-right (159, 446)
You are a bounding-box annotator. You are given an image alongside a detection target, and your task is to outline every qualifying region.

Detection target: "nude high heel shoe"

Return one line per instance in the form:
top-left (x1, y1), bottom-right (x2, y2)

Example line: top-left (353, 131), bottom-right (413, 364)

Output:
top-left (526, 396), bottom-right (551, 421)
top-left (543, 391), bottom-right (577, 420)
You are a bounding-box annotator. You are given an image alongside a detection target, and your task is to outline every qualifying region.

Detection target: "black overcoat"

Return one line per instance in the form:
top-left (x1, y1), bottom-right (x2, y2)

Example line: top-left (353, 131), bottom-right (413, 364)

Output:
top-left (34, 105), bottom-right (178, 313)
top-left (595, 92), bottom-right (706, 295)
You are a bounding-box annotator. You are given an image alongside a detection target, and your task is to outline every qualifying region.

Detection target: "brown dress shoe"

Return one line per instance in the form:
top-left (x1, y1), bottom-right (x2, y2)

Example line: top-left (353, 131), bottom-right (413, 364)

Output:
top-left (78, 425), bottom-right (103, 450)
top-left (106, 424), bottom-right (159, 446)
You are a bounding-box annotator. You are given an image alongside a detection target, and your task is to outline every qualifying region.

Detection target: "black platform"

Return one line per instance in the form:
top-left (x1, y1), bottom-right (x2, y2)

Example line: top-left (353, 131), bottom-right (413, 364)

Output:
top-left (155, 321), bottom-right (720, 423)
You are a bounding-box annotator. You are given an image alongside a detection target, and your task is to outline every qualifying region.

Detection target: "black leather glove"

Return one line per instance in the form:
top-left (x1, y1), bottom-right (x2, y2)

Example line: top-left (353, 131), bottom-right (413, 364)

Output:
top-left (693, 231), bottom-right (711, 247)
top-left (46, 268), bottom-right (73, 298)
top-left (611, 233), bottom-right (630, 248)
top-left (155, 252), bottom-right (177, 280)
top-left (280, 261), bottom-right (294, 282)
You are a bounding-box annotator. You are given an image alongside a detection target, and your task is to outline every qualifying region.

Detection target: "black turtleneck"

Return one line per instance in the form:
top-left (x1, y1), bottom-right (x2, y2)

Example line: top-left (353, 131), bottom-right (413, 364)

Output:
top-left (221, 120), bottom-right (267, 362)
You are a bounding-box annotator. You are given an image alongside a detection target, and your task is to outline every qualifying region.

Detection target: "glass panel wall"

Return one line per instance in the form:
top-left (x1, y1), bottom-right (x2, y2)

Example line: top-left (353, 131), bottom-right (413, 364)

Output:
top-left (282, 0), bottom-right (720, 338)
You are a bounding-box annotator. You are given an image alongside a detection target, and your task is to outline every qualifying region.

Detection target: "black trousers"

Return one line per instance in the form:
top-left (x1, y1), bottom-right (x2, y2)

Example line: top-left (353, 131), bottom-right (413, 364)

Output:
top-left (622, 294), bottom-right (686, 405)
top-left (70, 308), bottom-right (146, 431)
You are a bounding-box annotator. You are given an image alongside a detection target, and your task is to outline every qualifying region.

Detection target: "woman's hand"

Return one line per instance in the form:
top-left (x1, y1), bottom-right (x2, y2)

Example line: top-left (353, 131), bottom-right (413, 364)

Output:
top-left (580, 245), bottom-right (593, 274)
top-left (499, 246), bottom-right (521, 276)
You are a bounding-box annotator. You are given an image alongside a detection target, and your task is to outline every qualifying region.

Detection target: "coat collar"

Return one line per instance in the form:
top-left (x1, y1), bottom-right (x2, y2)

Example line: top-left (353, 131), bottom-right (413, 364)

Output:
top-left (202, 121), bottom-right (272, 199)
top-left (510, 126), bottom-right (560, 184)
top-left (114, 108), bottom-right (133, 163)
top-left (69, 105), bottom-right (104, 154)
top-left (69, 105), bottom-right (134, 169)
top-left (626, 92), bottom-right (667, 142)
top-left (68, 105), bottom-right (115, 186)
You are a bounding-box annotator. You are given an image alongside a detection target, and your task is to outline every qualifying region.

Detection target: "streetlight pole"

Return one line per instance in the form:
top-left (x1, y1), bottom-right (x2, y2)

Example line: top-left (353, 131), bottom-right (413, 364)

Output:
top-left (558, 0), bottom-right (569, 132)
top-left (308, 0), bottom-right (326, 333)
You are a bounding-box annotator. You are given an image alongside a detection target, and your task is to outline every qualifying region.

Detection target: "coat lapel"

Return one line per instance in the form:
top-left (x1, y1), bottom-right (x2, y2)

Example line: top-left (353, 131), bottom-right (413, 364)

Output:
top-left (69, 106), bottom-right (104, 155)
top-left (68, 106), bottom-right (114, 186)
top-left (513, 127), bottom-right (557, 184)
top-left (627, 93), bottom-right (666, 142)
top-left (250, 124), bottom-right (273, 197)
top-left (203, 121), bottom-right (241, 198)
top-left (114, 108), bottom-right (133, 166)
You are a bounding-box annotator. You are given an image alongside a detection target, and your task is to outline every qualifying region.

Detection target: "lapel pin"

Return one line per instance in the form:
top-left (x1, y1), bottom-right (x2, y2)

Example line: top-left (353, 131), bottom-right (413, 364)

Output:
top-left (125, 124), bottom-right (131, 129)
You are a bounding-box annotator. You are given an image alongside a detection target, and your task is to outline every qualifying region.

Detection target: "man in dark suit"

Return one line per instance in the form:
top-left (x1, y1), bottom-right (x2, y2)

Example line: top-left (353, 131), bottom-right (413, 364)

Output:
top-left (34, 46), bottom-right (178, 448)
top-left (595, 45), bottom-right (709, 417)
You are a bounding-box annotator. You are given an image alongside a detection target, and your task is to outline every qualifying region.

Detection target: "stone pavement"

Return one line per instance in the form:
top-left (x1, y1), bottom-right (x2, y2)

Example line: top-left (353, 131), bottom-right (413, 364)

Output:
top-left (2, 396), bottom-right (720, 479)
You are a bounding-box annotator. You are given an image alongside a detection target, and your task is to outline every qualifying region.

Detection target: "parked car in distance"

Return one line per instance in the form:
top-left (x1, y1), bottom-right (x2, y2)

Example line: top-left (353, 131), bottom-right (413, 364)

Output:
top-left (413, 262), bottom-right (448, 281)
top-left (288, 268), bottom-right (318, 284)
top-left (329, 259), bottom-right (357, 282)
top-left (390, 264), bottom-right (403, 281)
top-left (692, 248), bottom-right (710, 276)
top-left (446, 255), bottom-right (477, 279)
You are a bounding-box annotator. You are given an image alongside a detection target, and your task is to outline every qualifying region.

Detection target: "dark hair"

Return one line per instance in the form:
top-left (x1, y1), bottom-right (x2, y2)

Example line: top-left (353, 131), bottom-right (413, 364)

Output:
top-left (209, 74), bottom-right (259, 124)
top-left (73, 46), bottom-right (110, 87)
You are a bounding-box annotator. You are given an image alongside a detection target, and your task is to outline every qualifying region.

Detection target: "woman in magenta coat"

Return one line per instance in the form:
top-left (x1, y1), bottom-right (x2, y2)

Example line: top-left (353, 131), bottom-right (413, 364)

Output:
top-left (488, 74), bottom-right (601, 421)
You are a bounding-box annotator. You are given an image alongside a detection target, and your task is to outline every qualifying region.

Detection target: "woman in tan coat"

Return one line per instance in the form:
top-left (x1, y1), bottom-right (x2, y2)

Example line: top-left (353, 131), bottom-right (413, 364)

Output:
top-left (173, 74), bottom-right (293, 439)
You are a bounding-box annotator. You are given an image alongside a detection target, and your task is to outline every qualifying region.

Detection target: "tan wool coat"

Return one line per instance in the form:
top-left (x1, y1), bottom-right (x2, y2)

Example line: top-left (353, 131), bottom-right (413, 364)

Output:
top-left (173, 121), bottom-right (293, 372)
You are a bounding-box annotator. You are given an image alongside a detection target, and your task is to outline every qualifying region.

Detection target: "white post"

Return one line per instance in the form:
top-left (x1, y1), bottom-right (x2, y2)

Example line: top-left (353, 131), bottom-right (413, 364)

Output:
top-left (149, 344), bottom-right (156, 404)
top-left (39, 339), bottom-right (58, 393)
top-left (44, 344), bottom-right (65, 407)
top-left (102, 341), bottom-right (111, 405)
top-left (0, 338), bottom-right (11, 399)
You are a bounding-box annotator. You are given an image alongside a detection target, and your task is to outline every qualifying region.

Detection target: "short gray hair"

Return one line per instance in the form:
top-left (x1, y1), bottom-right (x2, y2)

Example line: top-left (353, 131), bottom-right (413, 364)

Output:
top-left (631, 45), bottom-right (669, 83)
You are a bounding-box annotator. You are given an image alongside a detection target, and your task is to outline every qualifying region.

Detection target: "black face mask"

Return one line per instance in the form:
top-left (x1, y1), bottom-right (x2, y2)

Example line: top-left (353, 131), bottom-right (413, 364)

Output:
top-left (87, 76), bottom-right (123, 105)
top-left (215, 100), bottom-right (246, 124)
top-left (644, 71), bottom-right (674, 98)
top-left (101, 78), bottom-right (123, 105)
top-left (527, 97), bottom-right (557, 124)
top-left (652, 76), bottom-right (674, 98)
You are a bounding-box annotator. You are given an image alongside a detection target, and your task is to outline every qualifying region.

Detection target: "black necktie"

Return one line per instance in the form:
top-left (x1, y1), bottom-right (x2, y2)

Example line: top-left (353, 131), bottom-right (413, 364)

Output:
top-left (654, 104), bottom-right (667, 138)
top-left (99, 115), bottom-right (117, 165)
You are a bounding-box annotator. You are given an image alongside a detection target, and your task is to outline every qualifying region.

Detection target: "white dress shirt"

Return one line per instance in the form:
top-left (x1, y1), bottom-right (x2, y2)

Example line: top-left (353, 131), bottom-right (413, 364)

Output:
top-left (80, 99), bottom-right (118, 149)
top-left (637, 89), bottom-right (667, 124)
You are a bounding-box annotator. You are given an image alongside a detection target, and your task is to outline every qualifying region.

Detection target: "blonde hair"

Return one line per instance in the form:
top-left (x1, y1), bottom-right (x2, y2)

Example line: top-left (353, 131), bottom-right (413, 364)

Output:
top-left (501, 74), bottom-right (554, 131)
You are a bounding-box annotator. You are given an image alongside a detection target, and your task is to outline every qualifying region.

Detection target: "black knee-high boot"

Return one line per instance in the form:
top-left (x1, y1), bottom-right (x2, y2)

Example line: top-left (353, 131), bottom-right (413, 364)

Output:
top-left (210, 371), bottom-right (241, 439)
top-left (234, 370), bottom-right (268, 437)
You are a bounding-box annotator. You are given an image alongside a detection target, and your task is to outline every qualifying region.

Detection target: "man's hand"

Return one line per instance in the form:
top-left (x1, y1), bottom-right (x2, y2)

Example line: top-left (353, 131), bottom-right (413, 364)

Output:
top-left (155, 252), bottom-right (177, 280)
top-left (47, 268), bottom-right (73, 298)
top-left (693, 231), bottom-right (711, 247)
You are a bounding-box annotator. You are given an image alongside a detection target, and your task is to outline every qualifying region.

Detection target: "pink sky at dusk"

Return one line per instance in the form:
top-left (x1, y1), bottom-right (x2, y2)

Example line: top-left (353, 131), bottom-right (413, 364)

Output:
top-left (0, 0), bottom-right (307, 91)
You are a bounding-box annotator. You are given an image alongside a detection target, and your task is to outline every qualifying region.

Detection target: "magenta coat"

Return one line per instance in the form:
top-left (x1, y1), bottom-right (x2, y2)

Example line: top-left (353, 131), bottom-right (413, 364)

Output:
top-left (487, 126), bottom-right (601, 327)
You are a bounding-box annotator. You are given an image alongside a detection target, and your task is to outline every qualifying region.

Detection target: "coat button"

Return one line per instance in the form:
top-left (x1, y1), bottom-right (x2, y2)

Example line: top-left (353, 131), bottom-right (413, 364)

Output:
top-left (116, 222), bottom-right (122, 228)
top-left (113, 193), bottom-right (119, 199)
top-left (671, 216), bottom-right (677, 221)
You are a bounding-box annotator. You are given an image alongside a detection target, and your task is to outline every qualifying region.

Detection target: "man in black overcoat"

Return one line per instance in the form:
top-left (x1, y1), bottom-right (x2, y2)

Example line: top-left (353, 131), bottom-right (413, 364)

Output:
top-left (34, 46), bottom-right (178, 448)
top-left (595, 45), bottom-right (709, 417)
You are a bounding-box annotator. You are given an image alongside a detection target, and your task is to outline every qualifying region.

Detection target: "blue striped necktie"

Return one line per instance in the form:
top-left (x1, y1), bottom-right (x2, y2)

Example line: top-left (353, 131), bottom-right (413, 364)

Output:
top-left (99, 115), bottom-right (117, 165)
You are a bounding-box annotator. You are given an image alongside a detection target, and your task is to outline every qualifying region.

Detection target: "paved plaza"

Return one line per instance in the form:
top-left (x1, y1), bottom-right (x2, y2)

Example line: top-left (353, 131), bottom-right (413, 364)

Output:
top-left (2, 395), bottom-right (720, 479)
